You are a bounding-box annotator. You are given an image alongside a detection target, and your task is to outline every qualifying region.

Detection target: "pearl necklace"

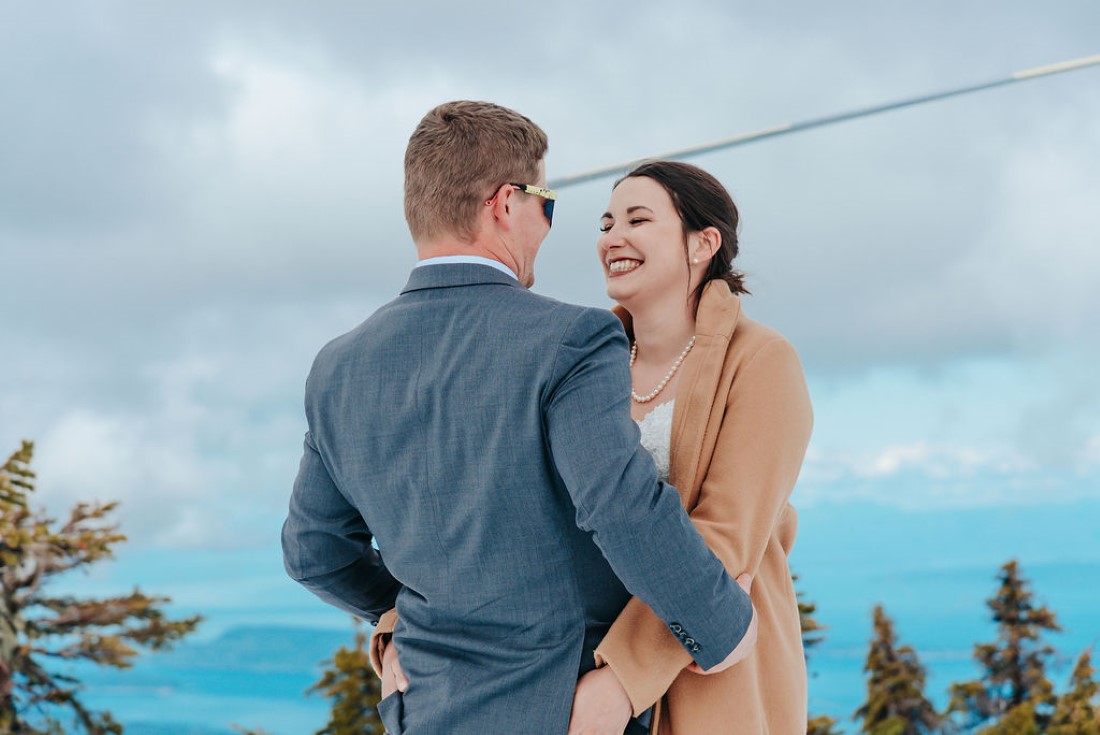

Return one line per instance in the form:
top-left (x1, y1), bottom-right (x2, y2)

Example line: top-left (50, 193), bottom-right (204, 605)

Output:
top-left (629, 335), bottom-right (696, 403)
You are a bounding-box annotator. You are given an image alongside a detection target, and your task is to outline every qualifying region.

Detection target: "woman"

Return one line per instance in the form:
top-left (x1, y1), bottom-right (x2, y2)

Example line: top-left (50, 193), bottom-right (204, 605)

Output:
top-left (590, 160), bottom-right (813, 733)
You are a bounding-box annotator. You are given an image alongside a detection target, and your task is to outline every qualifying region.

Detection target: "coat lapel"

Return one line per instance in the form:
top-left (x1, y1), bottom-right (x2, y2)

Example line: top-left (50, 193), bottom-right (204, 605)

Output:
top-left (613, 282), bottom-right (743, 510)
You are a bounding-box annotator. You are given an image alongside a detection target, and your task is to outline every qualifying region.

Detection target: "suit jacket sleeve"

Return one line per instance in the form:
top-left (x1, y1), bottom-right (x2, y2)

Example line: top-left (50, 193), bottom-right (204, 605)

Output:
top-left (281, 430), bottom-right (402, 623)
top-left (544, 308), bottom-right (754, 672)
top-left (593, 337), bottom-right (813, 715)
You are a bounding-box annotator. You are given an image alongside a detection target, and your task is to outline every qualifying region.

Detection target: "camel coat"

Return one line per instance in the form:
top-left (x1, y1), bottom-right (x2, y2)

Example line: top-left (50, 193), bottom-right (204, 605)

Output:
top-left (595, 281), bottom-right (813, 734)
top-left (370, 281), bottom-right (812, 733)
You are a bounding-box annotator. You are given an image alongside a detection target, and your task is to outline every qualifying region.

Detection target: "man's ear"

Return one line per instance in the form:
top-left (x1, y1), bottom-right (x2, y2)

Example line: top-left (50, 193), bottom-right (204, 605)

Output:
top-left (486, 183), bottom-right (515, 229)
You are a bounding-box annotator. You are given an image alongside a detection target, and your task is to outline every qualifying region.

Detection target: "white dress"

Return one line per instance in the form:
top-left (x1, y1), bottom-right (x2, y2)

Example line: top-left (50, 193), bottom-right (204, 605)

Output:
top-left (636, 400), bottom-right (674, 482)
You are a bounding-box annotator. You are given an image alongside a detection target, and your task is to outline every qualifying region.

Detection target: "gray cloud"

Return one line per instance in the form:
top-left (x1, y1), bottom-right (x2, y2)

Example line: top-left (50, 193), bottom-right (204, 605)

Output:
top-left (3, 0), bottom-right (1099, 542)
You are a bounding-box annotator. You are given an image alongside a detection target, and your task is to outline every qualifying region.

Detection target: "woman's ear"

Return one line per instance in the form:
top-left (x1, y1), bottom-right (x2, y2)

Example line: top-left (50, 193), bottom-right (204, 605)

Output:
top-left (692, 226), bottom-right (722, 262)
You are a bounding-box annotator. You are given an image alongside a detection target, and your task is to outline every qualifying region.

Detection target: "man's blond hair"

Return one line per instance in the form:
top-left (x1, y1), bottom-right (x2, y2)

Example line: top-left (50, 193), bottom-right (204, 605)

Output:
top-left (404, 101), bottom-right (548, 242)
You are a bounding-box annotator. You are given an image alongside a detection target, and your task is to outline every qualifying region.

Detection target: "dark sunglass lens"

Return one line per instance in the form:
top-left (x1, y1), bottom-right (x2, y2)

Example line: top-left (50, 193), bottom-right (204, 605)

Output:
top-left (544, 199), bottom-right (555, 225)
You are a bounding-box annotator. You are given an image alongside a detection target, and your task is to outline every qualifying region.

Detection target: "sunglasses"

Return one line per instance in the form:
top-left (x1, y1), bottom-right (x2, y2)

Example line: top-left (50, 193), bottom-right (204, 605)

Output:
top-left (509, 183), bottom-right (557, 226)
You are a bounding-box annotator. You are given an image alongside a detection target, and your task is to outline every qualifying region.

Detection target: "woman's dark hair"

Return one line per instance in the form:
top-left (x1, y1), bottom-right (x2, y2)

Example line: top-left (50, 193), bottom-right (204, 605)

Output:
top-left (615, 160), bottom-right (748, 307)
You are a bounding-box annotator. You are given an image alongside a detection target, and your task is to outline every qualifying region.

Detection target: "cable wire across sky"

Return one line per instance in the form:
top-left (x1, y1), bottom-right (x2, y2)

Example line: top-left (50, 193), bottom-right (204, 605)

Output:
top-left (549, 53), bottom-right (1100, 189)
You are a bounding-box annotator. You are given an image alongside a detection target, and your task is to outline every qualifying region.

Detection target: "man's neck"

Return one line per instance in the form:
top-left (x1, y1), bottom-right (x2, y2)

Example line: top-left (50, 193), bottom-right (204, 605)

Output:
top-left (416, 238), bottom-right (521, 280)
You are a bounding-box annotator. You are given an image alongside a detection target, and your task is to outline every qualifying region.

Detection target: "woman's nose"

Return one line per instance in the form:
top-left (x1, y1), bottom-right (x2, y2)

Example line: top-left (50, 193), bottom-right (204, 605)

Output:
top-left (601, 231), bottom-right (624, 249)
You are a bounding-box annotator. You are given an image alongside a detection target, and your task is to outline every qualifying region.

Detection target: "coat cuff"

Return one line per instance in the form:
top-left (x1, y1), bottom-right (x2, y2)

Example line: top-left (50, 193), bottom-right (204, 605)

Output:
top-left (593, 598), bottom-right (692, 717)
top-left (368, 608), bottom-right (399, 676)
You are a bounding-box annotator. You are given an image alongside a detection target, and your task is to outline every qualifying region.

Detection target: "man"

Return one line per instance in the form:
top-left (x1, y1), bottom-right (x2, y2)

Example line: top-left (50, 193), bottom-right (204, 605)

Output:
top-left (282, 101), bottom-right (755, 735)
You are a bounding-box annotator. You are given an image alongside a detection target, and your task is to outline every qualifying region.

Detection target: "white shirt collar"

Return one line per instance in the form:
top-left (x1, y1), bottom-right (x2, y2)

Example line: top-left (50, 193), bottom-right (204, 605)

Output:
top-left (415, 255), bottom-right (519, 281)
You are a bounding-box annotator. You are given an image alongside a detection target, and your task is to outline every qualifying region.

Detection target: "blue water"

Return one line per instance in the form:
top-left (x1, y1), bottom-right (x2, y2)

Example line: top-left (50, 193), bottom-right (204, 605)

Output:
top-left (61, 628), bottom-right (347, 734)
top-left (42, 500), bottom-right (1100, 733)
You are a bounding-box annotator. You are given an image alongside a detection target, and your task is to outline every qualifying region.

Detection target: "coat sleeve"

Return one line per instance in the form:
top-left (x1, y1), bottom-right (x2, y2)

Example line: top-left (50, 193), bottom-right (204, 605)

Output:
top-left (593, 336), bottom-right (813, 715)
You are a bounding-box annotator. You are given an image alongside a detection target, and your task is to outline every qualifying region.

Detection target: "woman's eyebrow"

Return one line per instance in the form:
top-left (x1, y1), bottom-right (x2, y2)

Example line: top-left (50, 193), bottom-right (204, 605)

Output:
top-left (602, 205), bottom-right (655, 219)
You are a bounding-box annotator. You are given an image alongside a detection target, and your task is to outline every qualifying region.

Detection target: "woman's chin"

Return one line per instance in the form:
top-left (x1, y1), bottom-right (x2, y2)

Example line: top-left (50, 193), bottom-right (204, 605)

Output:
top-left (604, 280), bottom-right (633, 303)
top-left (605, 284), bottom-right (644, 311)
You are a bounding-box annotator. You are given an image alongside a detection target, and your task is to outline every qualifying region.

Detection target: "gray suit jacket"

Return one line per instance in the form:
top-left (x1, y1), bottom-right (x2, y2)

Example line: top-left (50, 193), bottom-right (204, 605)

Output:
top-left (282, 264), bottom-right (752, 734)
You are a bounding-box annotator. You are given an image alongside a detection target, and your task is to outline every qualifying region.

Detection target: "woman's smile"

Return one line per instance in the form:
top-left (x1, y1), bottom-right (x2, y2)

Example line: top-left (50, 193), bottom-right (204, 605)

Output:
top-left (608, 258), bottom-right (643, 276)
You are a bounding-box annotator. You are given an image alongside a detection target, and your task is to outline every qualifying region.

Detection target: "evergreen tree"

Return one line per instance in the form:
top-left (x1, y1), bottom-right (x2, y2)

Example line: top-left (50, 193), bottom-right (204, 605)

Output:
top-left (1049, 648), bottom-right (1100, 735)
top-left (796, 573), bottom-right (841, 735)
top-left (808, 714), bottom-right (845, 735)
top-left (308, 620), bottom-right (384, 735)
top-left (948, 560), bottom-right (1060, 731)
top-left (0, 440), bottom-right (202, 734)
top-left (978, 701), bottom-right (1041, 735)
top-left (853, 605), bottom-right (939, 735)
top-left (796, 572), bottom-right (827, 656)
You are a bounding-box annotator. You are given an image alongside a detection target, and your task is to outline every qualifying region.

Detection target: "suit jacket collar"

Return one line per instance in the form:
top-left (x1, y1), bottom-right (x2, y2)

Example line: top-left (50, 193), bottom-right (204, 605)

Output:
top-left (400, 262), bottom-right (523, 294)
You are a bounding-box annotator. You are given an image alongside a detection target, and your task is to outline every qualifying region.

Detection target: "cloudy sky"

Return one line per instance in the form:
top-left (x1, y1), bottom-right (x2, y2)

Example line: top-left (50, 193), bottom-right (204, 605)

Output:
top-left (3, 1), bottom-right (1098, 591)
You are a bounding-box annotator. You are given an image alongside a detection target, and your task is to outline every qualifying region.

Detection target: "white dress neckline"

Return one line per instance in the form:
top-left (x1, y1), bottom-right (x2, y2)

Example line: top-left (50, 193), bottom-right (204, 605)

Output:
top-left (635, 400), bottom-right (674, 482)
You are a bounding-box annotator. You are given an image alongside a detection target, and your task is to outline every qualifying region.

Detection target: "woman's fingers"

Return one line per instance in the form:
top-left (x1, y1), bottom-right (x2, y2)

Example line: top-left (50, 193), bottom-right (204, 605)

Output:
top-left (685, 573), bottom-right (756, 674)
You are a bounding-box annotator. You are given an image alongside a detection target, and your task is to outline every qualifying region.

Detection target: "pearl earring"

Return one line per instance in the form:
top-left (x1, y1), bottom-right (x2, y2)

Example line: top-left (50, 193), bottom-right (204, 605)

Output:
top-left (692, 258), bottom-right (699, 264)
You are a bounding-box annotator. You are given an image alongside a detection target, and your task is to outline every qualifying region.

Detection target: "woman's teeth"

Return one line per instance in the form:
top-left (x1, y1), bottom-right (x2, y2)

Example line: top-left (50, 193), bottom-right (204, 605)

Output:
top-left (609, 259), bottom-right (641, 274)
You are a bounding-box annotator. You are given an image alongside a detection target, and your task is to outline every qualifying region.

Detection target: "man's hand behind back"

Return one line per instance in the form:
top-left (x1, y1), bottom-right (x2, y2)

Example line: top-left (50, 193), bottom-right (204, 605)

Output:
top-left (380, 639), bottom-right (409, 700)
